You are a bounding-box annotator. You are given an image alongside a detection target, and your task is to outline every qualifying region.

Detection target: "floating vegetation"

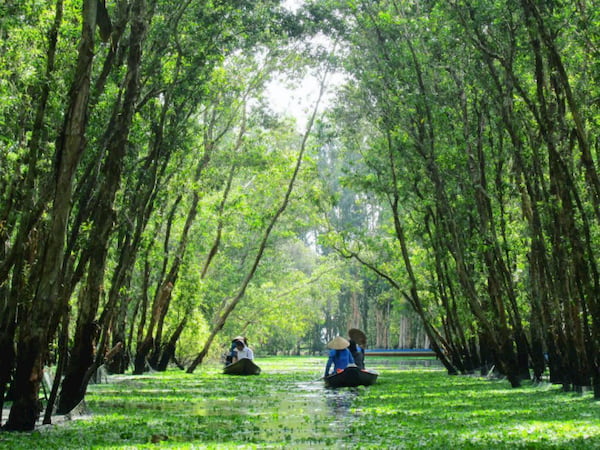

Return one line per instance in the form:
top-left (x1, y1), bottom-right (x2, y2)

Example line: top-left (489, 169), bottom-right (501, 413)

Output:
top-left (1, 357), bottom-right (599, 448)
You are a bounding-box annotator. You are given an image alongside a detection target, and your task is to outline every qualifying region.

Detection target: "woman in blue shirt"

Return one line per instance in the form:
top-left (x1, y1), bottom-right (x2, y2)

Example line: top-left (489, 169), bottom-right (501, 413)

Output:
top-left (324, 336), bottom-right (355, 376)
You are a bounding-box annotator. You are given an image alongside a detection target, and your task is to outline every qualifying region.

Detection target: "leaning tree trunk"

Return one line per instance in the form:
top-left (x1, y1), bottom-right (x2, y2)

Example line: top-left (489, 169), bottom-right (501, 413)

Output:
top-left (104, 294), bottom-right (131, 374)
top-left (133, 280), bottom-right (173, 374)
top-left (0, 311), bottom-right (16, 426)
top-left (424, 208), bottom-right (474, 374)
top-left (141, 95), bottom-right (245, 372)
top-left (153, 165), bottom-right (235, 372)
top-left (380, 111), bottom-right (462, 375)
top-left (4, 0), bottom-right (97, 431)
top-left (135, 142), bottom-right (211, 374)
top-left (101, 96), bottom-right (176, 373)
top-left (156, 317), bottom-right (188, 371)
top-left (135, 193), bottom-right (190, 373)
top-left (56, 0), bottom-right (147, 415)
top-left (0, 0), bottom-right (64, 424)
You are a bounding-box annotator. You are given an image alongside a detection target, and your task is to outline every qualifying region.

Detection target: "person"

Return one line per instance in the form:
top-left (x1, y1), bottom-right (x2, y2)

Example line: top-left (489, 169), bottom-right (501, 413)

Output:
top-left (324, 336), bottom-right (355, 376)
top-left (232, 338), bottom-right (254, 362)
top-left (225, 341), bottom-right (237, 365)
top-left (348, 339), bottom-right (365, 369)
top-left (225, 336), bottom-right (249, 365)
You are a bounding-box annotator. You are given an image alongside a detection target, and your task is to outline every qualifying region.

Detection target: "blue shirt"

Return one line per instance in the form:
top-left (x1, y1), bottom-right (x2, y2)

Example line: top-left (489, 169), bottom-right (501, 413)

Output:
top-left (325, 349), bottom-right (355, 376)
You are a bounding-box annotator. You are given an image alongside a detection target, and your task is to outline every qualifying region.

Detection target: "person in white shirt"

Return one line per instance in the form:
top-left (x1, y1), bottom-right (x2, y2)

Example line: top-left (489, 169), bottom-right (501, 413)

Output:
top-left (233, 339), bottom-right (254, 362)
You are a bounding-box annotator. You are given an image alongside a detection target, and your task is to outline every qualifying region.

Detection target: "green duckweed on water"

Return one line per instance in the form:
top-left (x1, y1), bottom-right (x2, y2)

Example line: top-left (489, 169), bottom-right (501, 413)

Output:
top-left (1, 356), bottom-right (599, 449)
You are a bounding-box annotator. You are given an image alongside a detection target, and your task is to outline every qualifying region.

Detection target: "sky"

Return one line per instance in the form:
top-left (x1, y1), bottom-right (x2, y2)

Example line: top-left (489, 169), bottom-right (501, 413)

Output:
top-left (264, 0), bottom-right (346, 131)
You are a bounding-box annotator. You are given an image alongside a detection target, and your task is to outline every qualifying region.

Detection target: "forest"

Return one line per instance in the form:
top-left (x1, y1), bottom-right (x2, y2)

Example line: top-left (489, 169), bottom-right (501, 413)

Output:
top-left (1, 0), bottom-right (600, 433)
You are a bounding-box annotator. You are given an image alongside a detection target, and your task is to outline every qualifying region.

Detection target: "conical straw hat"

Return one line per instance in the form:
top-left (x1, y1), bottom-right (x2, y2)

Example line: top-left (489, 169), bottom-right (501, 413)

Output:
top-left (348, 328), bottom-right (367, 347)
top-left (327, 336), bottom-right (350, 350)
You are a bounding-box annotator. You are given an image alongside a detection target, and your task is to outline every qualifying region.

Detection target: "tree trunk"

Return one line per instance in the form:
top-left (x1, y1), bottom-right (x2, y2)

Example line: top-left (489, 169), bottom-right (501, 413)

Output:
top-left (5, 0), bottom-right (97, 431)
top-left (156, 317), bottom-right (187, 371)
top-left (43, 313), bottom-right (69, 424)
top-left (0, 0), bottom-right (64, 422)
top-left (133, 281), bottom-right (173, 374)
top-left (138, 146), bottom-right (210, 372)
top-left (0, 319), bottom-right (16, 425)
top-left (57, 0), bottom-right (147, 414)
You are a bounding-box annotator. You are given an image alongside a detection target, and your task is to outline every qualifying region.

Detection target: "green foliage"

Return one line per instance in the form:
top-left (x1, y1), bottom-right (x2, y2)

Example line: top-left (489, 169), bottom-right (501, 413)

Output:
top-left (228, 245), bottom-right (346, 354)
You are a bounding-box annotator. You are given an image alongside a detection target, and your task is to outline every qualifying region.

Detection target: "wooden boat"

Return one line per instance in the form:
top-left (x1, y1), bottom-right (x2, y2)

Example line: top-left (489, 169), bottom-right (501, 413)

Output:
top-left (324, 366), bottom-right (378, 388)
top-left (223, 358), bottom-right (261, 375)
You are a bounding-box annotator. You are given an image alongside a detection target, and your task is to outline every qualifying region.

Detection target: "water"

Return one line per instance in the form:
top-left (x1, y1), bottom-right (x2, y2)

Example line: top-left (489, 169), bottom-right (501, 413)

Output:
top-left (81, 356), bottom-right (444, 448)
top-left (220, 355), bottom-right (445, 446)
top-left (191, 378), bottom-right (359, 446)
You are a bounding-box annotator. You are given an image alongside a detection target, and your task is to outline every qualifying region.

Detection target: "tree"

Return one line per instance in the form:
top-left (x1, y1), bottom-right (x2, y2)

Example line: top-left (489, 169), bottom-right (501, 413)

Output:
top-left (315, 0), bottom-right (600, 394)
top-left (4, 0), bottom-right (100, 431)
top-left (186, 61), bottom-right (332, 371)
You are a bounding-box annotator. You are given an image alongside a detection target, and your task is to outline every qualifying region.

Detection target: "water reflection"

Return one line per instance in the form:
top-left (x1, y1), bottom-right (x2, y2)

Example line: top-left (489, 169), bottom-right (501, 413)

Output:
top-left (324, 388), bottom-right (357, 418)
top-left (293, 379), bottom-right (358, 420)
top-left (323, 386), bottom-right (360, 440)
top-left (234, 379), bottom-right (364, 446)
